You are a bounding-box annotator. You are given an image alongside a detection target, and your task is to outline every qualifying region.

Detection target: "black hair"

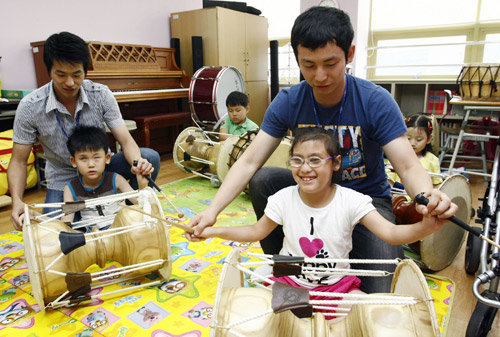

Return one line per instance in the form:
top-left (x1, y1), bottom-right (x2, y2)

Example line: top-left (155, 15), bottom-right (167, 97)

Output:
top-left (226, 91), bottom-right (249, 108)
top-left (291, 127), bottom-right (342, 185)
top-left (44, 32), bottom-right (91, 75)
top-left (405, 114), bottom-right (433, 155)
top-left (291, 6), bottom-right (354, 62)
top-left (67, 126), bottom-right (109, 156)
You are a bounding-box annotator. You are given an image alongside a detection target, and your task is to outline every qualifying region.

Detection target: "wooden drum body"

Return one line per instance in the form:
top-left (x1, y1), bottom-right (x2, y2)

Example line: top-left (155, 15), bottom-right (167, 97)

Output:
top-left (210, 249), bottom-right (439, 337)
top-left (458, 64), bottom-right (500, 101)
top-left (217, 131), bottom-right (292, 182)
top-left (23, 188), bottom-right (172, 309)
top-left (173, 127), bottom-right (291, 183)
top-left (189, 66), bottom-right (246, 127)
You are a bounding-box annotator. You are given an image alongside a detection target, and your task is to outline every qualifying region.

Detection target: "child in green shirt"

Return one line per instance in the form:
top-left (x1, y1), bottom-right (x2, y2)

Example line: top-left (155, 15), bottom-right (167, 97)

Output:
top-left (219, 91), bottom-right (259, 140)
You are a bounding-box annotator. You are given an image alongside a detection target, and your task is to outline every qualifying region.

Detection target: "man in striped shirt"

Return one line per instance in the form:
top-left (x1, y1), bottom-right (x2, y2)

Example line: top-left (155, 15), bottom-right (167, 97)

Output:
top-left (8, 32), bottom-right (160, 230)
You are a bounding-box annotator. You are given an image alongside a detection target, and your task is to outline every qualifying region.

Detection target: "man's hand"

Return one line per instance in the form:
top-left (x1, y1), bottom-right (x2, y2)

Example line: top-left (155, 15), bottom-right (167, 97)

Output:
top-left (10, 199), bottom-right (33, 231)
top-left (131, 157), bottom-right (154, 177)
top-left (414, 189), bottom-right (458, 219)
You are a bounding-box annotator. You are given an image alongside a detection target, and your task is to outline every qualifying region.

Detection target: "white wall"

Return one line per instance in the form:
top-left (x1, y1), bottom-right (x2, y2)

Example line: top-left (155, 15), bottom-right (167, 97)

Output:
top-left (0, 0), bottom-right (202, 90)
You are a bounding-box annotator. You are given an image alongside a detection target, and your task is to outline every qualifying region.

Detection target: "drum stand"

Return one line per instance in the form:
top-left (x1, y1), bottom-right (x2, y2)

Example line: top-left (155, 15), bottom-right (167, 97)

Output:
top-left (464, 137), bottom-right (500, 336)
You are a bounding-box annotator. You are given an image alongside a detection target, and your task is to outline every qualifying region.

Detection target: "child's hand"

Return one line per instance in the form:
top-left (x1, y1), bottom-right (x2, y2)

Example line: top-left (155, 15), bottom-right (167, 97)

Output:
top-left (185, 226), bottom-right (215, 242)
top-left (136, 172), bottom-right (149, 190)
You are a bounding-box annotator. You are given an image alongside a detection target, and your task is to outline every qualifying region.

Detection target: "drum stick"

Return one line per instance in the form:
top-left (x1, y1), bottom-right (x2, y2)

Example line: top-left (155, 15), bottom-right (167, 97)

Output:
top-left (118, 203), bottom-right (194, 233)
top-left (133, 160), bottom-right (184, 218)
top-left (415, 193), bottom-right (500, 250)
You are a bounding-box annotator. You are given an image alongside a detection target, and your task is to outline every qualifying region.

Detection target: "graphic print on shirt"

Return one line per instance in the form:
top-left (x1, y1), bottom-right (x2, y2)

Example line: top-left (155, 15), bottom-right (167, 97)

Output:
top-left (297, 124), bottom-right (366, 182)
top-left (296, 217), bottom-right (336, 285)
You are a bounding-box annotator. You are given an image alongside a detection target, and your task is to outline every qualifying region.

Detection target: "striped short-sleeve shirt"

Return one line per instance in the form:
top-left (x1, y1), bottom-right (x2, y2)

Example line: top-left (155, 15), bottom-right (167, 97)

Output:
top-left (13, 80), bottom-right (125, 191)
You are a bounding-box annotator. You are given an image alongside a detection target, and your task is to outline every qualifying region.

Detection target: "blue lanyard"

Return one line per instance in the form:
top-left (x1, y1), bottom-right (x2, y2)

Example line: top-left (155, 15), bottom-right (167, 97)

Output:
top-left (55, 111), bottom-right (81, 138)
top-left (310, 75), bottom-right (347, 132)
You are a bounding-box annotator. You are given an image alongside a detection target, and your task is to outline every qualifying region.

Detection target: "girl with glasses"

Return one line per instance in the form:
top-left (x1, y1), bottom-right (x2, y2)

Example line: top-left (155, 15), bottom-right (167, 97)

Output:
top-left (187, 127), bottom-right (445, 317)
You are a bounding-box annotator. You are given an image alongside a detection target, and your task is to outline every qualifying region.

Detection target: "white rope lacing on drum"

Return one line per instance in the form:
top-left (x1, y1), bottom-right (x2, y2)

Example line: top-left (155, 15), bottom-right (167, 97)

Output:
top-left (301, 267), bottom-right (391, 277)
top-left (48, 280), bottom-right (163, 310)
top-left (42, 253), bottom-right (66, 273)
top-left (91, 272), bottom-right (148, 288)
top-left (91, 260), bottom-right (166, 281)
top-left (40, 223), bottom-right (153, 277)
top-left (229, 256), bottom-right (419, 307)
top-left (190, 117), bottom-right (217, 144)
top-left (245, 252), bottom-right (401, 265)
top-left (34, 224), bottom-right (61, 234)
top-left (226, 309), bottom-right (274, 329)
top-left (71, 214), bottom-right (117, 230)
top-left (309, 298), bottom-right (417, 306)
top-left (31, 190), bottom-right (140, 211)
top-left (308, 291), bottom-right (415, 302)
top-left (84, 224), bottom-right (144, 243)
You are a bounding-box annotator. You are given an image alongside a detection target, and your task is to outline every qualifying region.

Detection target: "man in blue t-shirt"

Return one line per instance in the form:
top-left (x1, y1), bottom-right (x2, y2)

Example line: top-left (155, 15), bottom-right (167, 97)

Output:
top-left (188, 6), bottom-right (457, 293)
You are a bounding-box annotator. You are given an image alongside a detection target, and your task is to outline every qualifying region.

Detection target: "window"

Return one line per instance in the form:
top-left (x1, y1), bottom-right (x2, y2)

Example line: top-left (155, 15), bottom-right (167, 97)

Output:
top-left (368, 0), bottom-right (500, 80)
top-left (241, 0), bottom-right (301, 85)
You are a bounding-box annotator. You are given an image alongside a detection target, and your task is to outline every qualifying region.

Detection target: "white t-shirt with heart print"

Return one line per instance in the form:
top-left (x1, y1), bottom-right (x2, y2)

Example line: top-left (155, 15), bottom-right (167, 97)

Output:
top-left (265, 184), bottom-right (374, 288)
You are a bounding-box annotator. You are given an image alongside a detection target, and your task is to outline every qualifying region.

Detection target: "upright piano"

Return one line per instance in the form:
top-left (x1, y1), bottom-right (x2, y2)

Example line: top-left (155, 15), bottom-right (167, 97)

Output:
top-left (30, 41), bottom-right (192, 153)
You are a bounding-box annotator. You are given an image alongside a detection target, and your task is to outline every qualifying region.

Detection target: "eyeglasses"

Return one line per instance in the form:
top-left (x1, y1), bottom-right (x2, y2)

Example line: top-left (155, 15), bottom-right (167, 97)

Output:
top-left (288, 156), bottom-right (332, 168)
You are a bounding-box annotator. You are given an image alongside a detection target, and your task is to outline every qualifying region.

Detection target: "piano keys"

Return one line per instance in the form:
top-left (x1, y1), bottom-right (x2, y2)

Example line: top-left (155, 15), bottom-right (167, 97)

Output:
top-left (112, 88), bottom-right (189, 103)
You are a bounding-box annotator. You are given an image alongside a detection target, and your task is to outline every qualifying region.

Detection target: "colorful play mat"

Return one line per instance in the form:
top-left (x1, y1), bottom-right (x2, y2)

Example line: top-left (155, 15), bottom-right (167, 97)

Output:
top-left (0, 176), bottom-right (454, 336)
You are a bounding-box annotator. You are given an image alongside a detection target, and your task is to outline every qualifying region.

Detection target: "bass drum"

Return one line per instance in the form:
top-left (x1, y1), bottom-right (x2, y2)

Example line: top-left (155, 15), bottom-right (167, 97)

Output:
top-left (189, 66), bottom-right (246, 129)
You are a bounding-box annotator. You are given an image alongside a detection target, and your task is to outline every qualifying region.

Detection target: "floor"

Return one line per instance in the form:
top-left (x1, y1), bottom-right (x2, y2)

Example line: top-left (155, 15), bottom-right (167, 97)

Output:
top-left (0, 153), bottom-right (498, 336)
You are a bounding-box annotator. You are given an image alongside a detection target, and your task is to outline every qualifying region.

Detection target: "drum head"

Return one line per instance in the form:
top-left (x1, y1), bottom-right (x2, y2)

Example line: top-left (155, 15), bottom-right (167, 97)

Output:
top-left (216, 135), bottom-right (240, 182)
top-left (22, 213), bottom-right (45, 310)
top-left (189, 66), bottom-right (246, 127)
top-left (173, 127), bottom-right (208, 173)
top-left (212, 67), bottom-right (246, 121)
top-left (430, 114), bottom-right (440, 156)
top-left (420, 174), bottom-right (471, 271)
top-left (216, 132), bottom-right (292, 183)
top-left (210, 248), bottom-right (244, 337)
top-left (142, 187), bottom-right (172, 280)
top-left (391, 259), bottom-right (440, 336)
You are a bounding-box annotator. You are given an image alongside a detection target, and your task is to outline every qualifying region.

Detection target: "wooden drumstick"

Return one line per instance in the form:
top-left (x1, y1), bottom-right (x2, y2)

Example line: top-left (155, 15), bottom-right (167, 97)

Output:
top-left (118, 203), bottom-right (193, 233)
top-left (415, 193), bottom-right (500, 250)
top-left (133, 160), bottom-right (184, 218)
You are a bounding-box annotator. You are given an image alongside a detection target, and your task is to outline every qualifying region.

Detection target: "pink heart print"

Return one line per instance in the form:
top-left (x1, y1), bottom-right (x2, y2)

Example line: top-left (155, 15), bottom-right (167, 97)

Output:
top-left (299, 237), bottom-right (324, 257)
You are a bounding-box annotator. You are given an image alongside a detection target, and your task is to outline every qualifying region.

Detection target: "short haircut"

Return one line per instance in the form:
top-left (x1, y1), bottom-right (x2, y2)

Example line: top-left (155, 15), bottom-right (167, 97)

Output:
top-left (44, 32), bottom-right (91, 75)
top-left (226, 91), bottom-right (249, 108)
top-left (291, 127), bottom-right (342, 185)
top-left (291, 6), bottom-right (354, 62)
top-left (67, 126), bottom-right (109, 156)
top-left (405, 114), bottom-right (433, 155)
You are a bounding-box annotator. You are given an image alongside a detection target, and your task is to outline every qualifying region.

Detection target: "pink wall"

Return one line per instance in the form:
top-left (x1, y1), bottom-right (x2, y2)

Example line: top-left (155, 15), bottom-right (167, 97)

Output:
top-left (0, 0), bottom-right (203, 90)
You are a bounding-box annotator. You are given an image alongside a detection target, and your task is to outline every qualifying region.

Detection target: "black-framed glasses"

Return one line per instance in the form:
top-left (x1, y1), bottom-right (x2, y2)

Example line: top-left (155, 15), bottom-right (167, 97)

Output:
top-left (288, 156), bottom-right (332, 168)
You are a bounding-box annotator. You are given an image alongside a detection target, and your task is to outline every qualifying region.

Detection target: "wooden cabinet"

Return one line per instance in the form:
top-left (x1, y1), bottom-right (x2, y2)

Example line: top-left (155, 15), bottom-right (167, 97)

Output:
top-left (170, 7), bottom-right (269, 125)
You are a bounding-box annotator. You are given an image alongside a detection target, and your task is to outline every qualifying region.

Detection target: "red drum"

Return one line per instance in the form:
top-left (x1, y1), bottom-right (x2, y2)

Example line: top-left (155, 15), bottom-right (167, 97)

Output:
top-left (189, 66), bottom-right (246, 128)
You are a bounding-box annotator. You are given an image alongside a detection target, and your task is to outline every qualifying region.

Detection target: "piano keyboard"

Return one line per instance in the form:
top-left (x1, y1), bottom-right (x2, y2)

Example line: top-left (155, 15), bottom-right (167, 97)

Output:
top-left (113, 88), bottom-right (189, 103)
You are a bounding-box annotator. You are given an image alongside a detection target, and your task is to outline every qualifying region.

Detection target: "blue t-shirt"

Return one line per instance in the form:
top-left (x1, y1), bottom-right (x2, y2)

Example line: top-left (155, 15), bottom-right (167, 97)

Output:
top-left (261, 74), bottom-right (406, 199)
